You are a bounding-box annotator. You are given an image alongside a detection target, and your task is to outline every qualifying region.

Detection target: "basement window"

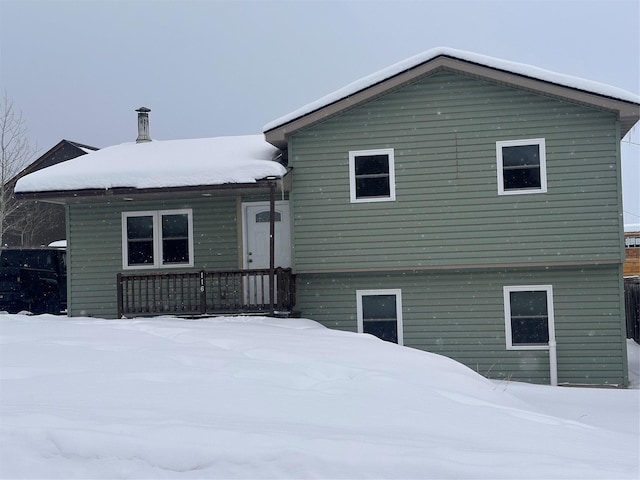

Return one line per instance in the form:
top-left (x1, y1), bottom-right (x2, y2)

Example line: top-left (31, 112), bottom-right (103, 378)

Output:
top-left (496, 138), bottom-right (547, 195)
top-left (356, 289), bottom-right (403, 345)
top-left (349, 148), bottom-right (396, 203)
top-left (122, 209), bottom-right (194, 269)
top-left (503, 285), bottom-right (555, 350)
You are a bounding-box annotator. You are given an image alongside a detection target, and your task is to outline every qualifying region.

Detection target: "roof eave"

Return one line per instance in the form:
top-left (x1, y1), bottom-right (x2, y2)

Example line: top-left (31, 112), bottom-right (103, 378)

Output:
top-left (14, 178), bottom-right (286, 205)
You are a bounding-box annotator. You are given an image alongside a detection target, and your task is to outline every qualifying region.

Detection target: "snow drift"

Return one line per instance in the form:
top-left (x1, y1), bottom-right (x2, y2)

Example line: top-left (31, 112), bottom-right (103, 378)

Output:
top-left (0, 315), bottom-right (638, 479)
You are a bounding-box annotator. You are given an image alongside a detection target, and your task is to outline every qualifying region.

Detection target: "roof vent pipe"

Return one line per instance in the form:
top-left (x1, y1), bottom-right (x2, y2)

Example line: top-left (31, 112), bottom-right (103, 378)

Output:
top-left (135, 107), bottom-right (151, 143)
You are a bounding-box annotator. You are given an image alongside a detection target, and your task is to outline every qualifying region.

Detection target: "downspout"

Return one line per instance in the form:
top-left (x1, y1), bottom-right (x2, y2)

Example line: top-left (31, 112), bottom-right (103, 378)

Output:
top-left (548, 289), bottom-right (558, 386)
top-left (281, 166), bottom-right (293, 201)
top-left (549, 339), bottom-right (558, 386)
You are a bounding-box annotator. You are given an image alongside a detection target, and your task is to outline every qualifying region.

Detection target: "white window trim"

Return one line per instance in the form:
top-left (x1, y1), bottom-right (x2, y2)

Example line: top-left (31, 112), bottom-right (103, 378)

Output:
top-left (121, 209), bottom-right (194, 270)
top-left (503, 285), bottom-right (555, 350)
top-left (349, 148), bottom-right (396, 203)
top-left (496, 138), bottom-right (547, 195)
top-left (356, 288), bottom-right (404, 345)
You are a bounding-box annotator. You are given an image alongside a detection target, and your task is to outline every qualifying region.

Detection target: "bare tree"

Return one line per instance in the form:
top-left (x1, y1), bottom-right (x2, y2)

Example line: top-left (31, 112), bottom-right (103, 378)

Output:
top-left (10, 201), bottom-right (62, 246)
top-left (0, 93), bottom-right (36, 245)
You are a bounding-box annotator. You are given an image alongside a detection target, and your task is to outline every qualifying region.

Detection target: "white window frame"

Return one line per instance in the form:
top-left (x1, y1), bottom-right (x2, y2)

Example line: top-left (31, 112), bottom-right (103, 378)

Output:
top-left (356, 289), bottom-right (404, 345)
top-left (496, 138), bottom-right (547, 195)
top-left (349, 148), bottom-right (396, 203)
top-left (503, 285), bottom-right (555, 350)
top-left (121, 209), bottom-right (194, 270)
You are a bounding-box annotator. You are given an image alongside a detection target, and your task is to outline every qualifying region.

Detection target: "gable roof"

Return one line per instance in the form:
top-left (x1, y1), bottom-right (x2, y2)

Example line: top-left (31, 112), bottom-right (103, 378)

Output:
top-left (64, 140), bottom-right (99, 155)
top-left (6, 139), bottom-right (98, 189)
top-left (264, 47), bottom-right (640, 148)
top-left (14, 135), bottom-right (285, 201)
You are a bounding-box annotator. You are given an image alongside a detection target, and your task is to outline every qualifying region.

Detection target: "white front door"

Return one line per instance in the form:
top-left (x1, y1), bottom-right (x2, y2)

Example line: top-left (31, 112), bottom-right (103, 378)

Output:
top-left (242, 201), bottom-right (291, 270)
top-left (242, 202), bottom-right (291, 307)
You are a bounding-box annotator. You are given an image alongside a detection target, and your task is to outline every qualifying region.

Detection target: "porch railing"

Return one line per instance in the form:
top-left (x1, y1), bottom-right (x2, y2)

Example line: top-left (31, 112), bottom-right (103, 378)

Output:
top-left (116, 268), bottom-right (296, 318)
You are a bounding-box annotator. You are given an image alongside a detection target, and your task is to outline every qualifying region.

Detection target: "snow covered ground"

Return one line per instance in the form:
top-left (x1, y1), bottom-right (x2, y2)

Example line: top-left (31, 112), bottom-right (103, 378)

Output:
top-left (0, 314), bottom-right (638, 479)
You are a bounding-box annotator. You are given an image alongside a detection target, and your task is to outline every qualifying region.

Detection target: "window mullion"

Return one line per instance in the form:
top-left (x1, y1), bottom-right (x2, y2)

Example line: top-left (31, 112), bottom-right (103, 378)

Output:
top-left (153, 212), bottom-right (162, 268)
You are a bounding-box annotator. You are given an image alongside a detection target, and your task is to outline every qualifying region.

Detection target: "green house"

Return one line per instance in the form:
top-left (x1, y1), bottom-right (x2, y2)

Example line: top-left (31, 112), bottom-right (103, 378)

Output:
top-left (15, 48), bottom-right (640, 386)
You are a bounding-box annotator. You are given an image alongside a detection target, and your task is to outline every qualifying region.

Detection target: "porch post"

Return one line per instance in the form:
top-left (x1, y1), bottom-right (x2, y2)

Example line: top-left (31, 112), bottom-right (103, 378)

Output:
top-left (269, 181), bottom-right (276, 315)
top-left (116, 273), bottom-right (123, 318)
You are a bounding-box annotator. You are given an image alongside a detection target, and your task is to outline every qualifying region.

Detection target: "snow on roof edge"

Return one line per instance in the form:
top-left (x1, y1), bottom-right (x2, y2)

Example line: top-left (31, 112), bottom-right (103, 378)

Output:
top-left (263, 47), bottom-right (640, 132)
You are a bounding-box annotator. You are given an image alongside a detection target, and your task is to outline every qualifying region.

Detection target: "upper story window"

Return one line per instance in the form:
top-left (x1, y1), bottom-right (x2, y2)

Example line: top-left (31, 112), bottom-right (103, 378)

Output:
top-left (503, 285), bottom-right (555, 350)
top-left (349, 148), bottom-right (396, 203)
top-left (122, 209), bottom-right (194, 269)
top-left (496, 138), bottom-right (547, 195)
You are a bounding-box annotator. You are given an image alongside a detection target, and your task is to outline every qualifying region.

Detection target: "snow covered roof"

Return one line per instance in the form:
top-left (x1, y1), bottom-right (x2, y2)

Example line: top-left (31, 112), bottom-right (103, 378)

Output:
top-left (264, 47), bottom-right (640, 142)
top-left (15, 135), bottom-right (285, 194)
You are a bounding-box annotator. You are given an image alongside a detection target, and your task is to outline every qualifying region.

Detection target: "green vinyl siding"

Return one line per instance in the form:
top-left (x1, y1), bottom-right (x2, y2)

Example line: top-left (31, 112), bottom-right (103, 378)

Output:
top-left (67, 197), bottom-right (239, 318)
top-left (289, 71), bottom-right (623, 272)
top-left (296, 265), bottom-right (627, 386)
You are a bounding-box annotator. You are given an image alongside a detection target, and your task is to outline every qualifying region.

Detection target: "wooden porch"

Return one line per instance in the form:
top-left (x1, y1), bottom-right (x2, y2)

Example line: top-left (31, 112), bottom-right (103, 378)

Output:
top-left (116, 268), bottom-right (296, 318)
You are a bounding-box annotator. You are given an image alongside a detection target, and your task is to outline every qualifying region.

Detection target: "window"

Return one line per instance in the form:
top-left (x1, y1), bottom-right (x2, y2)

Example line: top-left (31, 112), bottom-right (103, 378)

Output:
top-left (496, 138), bottom-right (547, 195)
top-left (122, 209), bottom-right (193, 269)
top-left (625, 235), bottom-right (639, 248)
top-left (356, 289), bottom-right (403, 345)
top-left (503, 285), bottom-right (555, 350)
top-left (255, 211), bottom-right (282, 223)
top-left (349, 148), bottom-right (396, 202)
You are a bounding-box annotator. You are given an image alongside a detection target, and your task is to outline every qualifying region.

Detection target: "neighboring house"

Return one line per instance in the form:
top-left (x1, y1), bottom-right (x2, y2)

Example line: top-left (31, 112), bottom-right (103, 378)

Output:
top-left (14, 49), bottom-right (640, 386)
top-left (3, 140), bottom-right (98, 246)
top-left (624, 231), bottom-right (639, 277)
top-left (624, 231), bottom-right (640, 342)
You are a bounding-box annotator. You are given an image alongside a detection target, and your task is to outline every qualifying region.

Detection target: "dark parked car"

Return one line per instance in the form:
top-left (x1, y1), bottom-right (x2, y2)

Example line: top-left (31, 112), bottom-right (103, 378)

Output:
top-left (0, 247), bottom-right (67, 314)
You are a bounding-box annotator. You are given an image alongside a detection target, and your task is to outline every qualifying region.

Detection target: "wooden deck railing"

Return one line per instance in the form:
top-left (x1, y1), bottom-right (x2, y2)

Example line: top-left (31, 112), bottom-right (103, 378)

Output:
top-left (116, 268), bottom-right (296, 318)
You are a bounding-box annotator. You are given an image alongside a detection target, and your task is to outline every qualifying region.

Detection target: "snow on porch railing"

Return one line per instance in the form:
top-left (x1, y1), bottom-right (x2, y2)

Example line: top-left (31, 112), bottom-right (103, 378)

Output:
top-left (116, 268), bottom-right (296, 318)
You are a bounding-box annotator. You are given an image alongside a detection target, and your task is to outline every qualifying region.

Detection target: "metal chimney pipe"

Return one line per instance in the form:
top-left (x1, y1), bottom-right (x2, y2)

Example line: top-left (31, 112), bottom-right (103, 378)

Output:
top-left (135, 107), bottom-right (151, 143)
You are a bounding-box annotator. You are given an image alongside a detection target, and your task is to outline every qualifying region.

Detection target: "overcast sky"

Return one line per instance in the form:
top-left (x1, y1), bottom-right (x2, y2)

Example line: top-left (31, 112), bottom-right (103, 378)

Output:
top-left (1, 0), bottom-right (638, 224)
